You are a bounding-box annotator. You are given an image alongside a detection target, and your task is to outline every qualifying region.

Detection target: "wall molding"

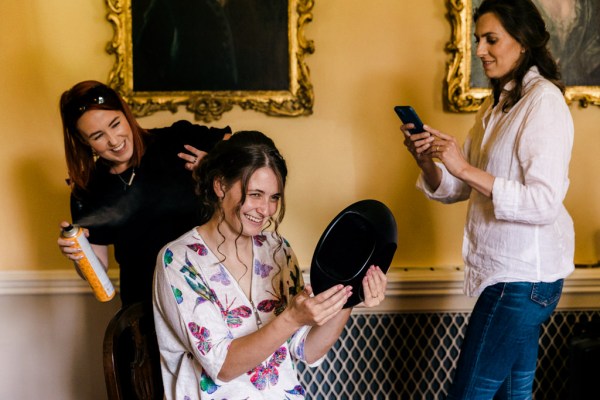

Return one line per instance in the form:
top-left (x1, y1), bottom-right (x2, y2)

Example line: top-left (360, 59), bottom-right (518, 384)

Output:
top-left (2, 267), bottom-right (599, 313)
top-left (0, 269), bottom-right (120, 296)
top-left (374, 266), bottom-right (600, 314)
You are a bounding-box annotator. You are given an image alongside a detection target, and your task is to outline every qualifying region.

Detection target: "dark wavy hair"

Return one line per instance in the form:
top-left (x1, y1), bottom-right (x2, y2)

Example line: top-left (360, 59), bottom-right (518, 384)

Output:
top-left (59, 80), bottom-right (148, 193)
top-left (474, 0), bottom-right (565, 111)
top-left (195, 130), bottom-right (288, 262)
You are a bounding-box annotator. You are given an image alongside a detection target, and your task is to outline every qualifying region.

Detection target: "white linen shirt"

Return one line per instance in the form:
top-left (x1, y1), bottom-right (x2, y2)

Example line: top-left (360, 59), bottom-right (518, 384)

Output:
top-left (417, 67), bottom-right (575, 297)
top-left (153, 229), bottom-right (319, 399)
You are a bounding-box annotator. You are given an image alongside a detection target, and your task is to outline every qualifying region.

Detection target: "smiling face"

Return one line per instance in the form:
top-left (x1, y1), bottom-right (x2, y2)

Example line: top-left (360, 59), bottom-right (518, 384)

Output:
top-left (76, 109), bottom-right (134, 173)
top-left (475, 12), bottom-right (525, 85)
top-left (216, 166), bottom-right (282, 239)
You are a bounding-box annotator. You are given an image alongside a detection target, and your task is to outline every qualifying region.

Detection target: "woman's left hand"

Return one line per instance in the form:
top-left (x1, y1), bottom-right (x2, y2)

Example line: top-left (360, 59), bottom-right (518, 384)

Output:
top-left (179, 144), bottom-right (207, 171)
top-left (358, 265), bottom-right (387, 308)
top-left (426, 126), bottom-right (469, 179)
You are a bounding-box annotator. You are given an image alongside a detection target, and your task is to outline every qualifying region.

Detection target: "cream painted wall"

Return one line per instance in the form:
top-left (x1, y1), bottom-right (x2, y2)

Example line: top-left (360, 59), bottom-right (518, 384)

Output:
top-left (1, 0), bottom-right (599, 277)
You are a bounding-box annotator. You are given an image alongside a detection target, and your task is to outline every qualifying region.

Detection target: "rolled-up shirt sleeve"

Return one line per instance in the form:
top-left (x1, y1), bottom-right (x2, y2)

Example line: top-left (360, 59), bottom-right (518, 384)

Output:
top-left (416, 162), bottom-right (472, 204)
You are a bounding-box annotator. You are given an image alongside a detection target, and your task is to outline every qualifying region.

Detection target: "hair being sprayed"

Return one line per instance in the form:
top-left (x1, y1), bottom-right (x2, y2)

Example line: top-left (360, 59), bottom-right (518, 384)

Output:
top-left (194, 130), bottom-right (289, 297)
top-left (474, 0), bottom-right (565, 112)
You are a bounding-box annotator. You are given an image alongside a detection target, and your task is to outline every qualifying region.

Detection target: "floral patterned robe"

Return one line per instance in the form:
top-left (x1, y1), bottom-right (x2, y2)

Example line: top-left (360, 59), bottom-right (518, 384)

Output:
top-left (154, 228), bottom-right (318, 399)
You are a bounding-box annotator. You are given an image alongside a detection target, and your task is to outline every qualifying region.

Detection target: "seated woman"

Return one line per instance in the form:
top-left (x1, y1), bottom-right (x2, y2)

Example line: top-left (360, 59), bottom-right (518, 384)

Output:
top-left (153, 130), bottom-right (387, 399)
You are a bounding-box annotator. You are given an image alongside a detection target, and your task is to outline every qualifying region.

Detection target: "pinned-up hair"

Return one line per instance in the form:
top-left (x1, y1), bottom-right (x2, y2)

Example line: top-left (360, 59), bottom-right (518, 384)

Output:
top-left (194, 130), bottom-right (288, 228)
top-left (194, 130), bottom-right (290, 298)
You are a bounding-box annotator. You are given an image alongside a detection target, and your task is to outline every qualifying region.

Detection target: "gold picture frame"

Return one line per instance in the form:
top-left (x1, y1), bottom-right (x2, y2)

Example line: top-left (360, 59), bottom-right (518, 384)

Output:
top-left (444, 0), bottom-right (600, 112)
top-left (105, 0), bottom-right (315, 122)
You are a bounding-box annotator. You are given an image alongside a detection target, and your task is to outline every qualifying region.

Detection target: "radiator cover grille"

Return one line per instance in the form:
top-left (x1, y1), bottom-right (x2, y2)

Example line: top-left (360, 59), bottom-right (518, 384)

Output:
top-left (297, 311), bottom-right (600, 399)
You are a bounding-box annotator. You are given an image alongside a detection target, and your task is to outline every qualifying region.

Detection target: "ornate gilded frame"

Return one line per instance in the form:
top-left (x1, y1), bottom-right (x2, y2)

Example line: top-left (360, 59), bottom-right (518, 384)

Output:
top-left (444, 0), bottom-right (600, 112)
top-left (105, 0), bottom-right (315, 122)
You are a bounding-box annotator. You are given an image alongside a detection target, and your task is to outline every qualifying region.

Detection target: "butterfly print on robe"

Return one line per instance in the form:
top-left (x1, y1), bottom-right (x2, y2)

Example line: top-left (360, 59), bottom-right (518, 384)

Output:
top-left (285, 385), bottom-right (306, 397)
top-left (247, 346), bottom-right (287, 390)
top-left (210, 264), bottom-right (231, 286)
top-left (254, 259), bottom-right (273, 278)
top-left (171, 285), bottom-right (183, 304)
top-left (188, 322), bottom-right (212, 355)
top-left (257, 292), bottom-right (285, 316)
top-left (180, 252), bottom-right (217, 305)
top-left (253, 235), bottom-right (267, 247)
top-left (200, 370), bottom-right (220, 394)
top-left (163, 249), bottom-right (174, 266)
top-left (215, 295), bottom-right (252, 328)
top-left (187, 242), bottom-right (208, 256)
top-left (288, 262), bottom-right (303, 297)
top-left (296, 336), bottom-right (307, 360)
top-left (179, 252), bottom-right (250, 328)
top-left (180, 252), bottom-right (201, 280)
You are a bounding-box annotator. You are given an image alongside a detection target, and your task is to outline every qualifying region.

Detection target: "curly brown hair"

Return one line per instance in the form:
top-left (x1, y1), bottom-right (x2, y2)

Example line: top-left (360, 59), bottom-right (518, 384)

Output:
top-left (194, 130), bottom-right (289, 295)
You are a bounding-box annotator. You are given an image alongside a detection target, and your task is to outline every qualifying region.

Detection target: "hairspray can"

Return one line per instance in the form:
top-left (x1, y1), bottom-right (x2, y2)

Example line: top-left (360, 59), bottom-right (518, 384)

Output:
top-left (61, 224), bottom-right (115, 302)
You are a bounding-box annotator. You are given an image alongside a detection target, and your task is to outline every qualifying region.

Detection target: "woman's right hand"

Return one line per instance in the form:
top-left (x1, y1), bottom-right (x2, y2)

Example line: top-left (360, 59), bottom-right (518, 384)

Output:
top-left (57, 221), bottom-right (85, 262)
top-left (285, 284), bottom-right (352, 328)
top-left (402, 124), bottom-right (443, 190)
top-left (178, 145), bottom-right (207, 171)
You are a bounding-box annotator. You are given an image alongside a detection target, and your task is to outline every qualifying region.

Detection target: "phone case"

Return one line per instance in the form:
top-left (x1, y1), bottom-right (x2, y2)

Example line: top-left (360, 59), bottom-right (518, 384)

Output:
top-left (394, 106), bottom-right (424, 134)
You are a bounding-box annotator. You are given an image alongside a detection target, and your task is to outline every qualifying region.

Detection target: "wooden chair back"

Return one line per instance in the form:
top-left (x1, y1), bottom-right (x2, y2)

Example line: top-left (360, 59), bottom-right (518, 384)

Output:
top-left (103, 302), bottom-right (164, 400)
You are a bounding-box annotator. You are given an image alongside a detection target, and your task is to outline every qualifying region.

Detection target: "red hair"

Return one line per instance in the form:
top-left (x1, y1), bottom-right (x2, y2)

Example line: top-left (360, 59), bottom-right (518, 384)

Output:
top-left (59, 81), bottom-right (148, 193)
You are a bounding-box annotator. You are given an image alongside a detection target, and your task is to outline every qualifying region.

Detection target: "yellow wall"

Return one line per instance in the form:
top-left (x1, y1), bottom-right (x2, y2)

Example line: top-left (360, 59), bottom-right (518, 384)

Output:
top-left (1, 0), bottom-right (599, 274)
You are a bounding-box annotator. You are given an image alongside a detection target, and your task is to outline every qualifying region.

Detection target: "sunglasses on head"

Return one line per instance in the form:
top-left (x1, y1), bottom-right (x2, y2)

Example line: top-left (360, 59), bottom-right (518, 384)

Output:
top-left (67, 85), bottom-right (121, 117)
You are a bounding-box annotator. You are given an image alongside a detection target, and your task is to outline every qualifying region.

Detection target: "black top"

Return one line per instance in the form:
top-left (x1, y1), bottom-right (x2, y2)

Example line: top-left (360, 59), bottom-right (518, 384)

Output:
top-left (71, 121), bottom-right (231, 306)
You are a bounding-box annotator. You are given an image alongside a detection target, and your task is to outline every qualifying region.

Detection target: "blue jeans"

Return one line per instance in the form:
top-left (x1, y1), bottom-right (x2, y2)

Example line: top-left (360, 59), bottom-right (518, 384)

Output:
top-left (446, 280), bottom-right (564, 400)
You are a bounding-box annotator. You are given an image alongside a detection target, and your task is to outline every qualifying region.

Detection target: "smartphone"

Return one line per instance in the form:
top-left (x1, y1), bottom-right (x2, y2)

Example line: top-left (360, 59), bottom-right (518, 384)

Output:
top-left (394, 105), bottom-right (424, 134)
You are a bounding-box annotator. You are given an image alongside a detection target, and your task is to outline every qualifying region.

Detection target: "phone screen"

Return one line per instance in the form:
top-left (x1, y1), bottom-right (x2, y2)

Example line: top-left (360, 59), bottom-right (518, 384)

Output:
top-left (394, 106), bottom-right (424, 134)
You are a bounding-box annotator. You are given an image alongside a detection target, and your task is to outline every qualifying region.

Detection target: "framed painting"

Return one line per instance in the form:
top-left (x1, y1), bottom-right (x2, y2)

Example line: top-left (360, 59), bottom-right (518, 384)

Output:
top-left (105, 0), bottom-right (315, 122)
top-left (444, 0), bottom-right (600, 112)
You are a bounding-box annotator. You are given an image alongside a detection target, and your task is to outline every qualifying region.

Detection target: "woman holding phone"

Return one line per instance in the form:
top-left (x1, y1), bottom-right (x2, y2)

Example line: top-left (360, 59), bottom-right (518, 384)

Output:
top-left (401, 0), bottom-right (574, 398)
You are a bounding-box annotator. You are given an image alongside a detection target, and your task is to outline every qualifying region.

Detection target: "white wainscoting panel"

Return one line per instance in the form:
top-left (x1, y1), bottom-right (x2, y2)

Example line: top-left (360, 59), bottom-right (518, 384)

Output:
top-left (1, 267), bottom-right (598, 399)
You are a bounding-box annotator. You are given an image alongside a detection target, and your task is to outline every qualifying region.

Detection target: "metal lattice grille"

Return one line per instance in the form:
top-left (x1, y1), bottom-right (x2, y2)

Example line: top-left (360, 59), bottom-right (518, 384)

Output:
top-left (297, 311), bottom-right (600, 399)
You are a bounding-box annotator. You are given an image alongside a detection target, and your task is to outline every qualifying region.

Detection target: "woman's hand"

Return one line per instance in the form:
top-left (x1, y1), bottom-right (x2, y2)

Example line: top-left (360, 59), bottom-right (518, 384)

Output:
top-left (57, 221), bottom-right (84, 261)
top-left (427, 126), bottom-right (495, 197)
top-left (178, 145), bottom-right (208, 171)
top-left (286, 284), bottom-right (352, 328)
top-left (357, 265), bottom-right (387, 308)
top-left (401, 125), bottom-right (435, 166)
top-left (402, 124), bottom-right (443, 190)
top-left (425, 126), bottom-right (470, 179)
